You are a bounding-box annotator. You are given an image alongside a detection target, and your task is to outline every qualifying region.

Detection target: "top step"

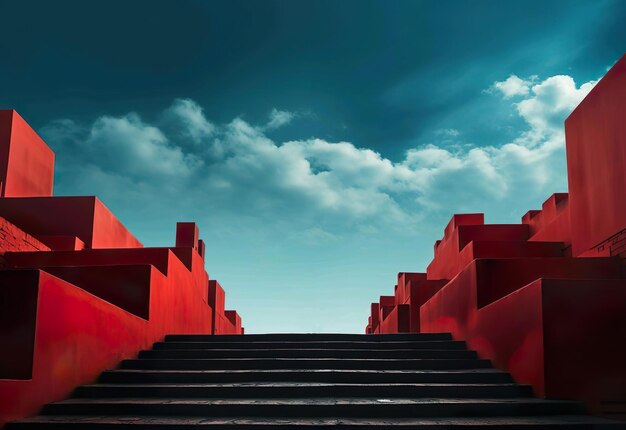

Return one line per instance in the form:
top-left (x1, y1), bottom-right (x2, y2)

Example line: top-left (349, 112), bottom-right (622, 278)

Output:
top-left (164, 333), bottom-right (453, 342)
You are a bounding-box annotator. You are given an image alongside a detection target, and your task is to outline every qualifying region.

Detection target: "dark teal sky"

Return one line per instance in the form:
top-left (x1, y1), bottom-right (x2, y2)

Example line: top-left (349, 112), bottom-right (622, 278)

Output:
top-left (1, 0), bottom-right (620, 158)
top-left (0, 0), bottom-right (623, 332)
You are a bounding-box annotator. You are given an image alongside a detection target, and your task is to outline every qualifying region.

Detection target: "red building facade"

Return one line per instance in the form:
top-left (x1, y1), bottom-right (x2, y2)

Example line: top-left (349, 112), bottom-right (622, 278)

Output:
top-left (366, 55), bottom-right (626, 415)
top-left (0, 110), bottom-right (243, 426)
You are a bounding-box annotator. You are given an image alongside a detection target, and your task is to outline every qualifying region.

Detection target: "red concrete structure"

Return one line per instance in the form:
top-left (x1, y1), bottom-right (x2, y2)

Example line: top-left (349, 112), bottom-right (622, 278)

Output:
top-left (366, 54), bottom-right (626, 416)
top-left (0, 110), bottom-right (243, 427)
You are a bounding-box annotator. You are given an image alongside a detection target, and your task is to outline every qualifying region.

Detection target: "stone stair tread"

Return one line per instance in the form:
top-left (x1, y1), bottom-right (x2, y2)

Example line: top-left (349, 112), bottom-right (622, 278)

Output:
top-left (164, 334), bottom-right (453, 342)
top-left (10, 333), bottom-right (621, 427)
top-left (147, 348), bottom-right (468, 352)
top-left (14, 415), bottom-right (622, 427)
top-left (157, 341), bottom-right (465, 346)
top-left (53, 397), bottom-right (575, 405)
top-left (123, 358), bottom-right (487, 363)
top-left (104, 369), bottom-right (507, 375)
top-left (84, 383), bottom-right (525, 388)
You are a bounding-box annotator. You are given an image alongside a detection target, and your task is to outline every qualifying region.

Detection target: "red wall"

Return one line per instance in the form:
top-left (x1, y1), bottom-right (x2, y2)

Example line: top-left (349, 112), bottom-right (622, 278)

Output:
top-left (0, 197), bottom-right (142, 249)
top-left (565, 54), bottom-right (626, 257)
top-left (0, 216), bottom-right (50, 268)
top-left (0, 110), bottom-right (54, 198)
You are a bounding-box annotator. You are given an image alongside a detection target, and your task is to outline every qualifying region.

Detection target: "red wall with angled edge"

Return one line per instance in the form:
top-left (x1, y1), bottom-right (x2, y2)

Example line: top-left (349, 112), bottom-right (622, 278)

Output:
top-left (0, 196), bottom-right (142, 249)
top-left (565, 54), bottom-right (626, 257)
top-left (0, 110), bottom-right (54, 198)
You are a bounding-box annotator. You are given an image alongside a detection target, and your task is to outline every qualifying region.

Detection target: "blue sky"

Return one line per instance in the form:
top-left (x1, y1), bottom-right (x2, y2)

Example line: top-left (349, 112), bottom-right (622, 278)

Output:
top-left (0, 0), bottom-right (623, 332)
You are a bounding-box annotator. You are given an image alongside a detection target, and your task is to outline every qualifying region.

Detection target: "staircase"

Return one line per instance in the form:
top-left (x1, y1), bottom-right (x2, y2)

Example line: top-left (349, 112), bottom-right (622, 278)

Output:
top-left (7, 333), bottom-right (621, 428)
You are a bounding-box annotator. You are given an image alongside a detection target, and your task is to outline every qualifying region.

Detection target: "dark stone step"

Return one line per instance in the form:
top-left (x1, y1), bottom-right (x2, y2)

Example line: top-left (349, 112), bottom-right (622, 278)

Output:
top-left (153, 341), bottom-right (467, 350)
top-left (41, 397), bottom-right (586, 418)
top-left (73, 383), bottom-right (533, 399)
top-left (138, 349), bottom-right (478, 360)
top-left (99, 369), bottom-right (514, 384)
top-left (164, 334), bottom-right (453, 342)
top-left (119, 358), bottom-right (492, 371)
top-left (8, 415), bottom-right (623, 429)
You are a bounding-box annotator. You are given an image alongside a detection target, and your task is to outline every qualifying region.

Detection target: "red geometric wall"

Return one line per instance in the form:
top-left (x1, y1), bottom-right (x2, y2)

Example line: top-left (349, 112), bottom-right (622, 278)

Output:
top-left (366, 55), bottom-right (626, 415)
top-left (0, 110), bottom-right (54, 198)
top-left (565, 56), bottom-right (626, 257)
top-left (0, 109), bottom-right (243, 427)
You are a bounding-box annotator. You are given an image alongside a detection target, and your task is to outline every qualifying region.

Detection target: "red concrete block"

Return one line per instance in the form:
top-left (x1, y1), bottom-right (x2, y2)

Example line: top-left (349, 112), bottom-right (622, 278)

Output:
top-left (208, 280), bottom-right (227, 334)
top-left (176, 222), bottom-right (199, 250)
top-left (378, 296), bottom-right (395, 330)
top-left (0, 267), bottom-right (213, 427)
top-left (428, 214), bottom-right (530, 280)
top-left (396, 272), bottom-right (426, 304)
top-left (0, 197), bottom-right (142, 249)
top-left (370, 303), bottom-right (380, 333)
top-left (379, 295), bottom-right (394, 306)
top-left (198, 239), bottom-right (206, 260)
top-left (225, 310), bottom-right (242, 334)
top-left (541, 193), bottom-right (568, 223)
top-left (394, 272), bottom-right (448, 333)
top-left (6, 248), bottom-right (177, 276)
top-left (421, 273), bottom-right (626, 412)
top-left (443, 213), bottom-right (484, 240)
top-left (521, 210), bottom-right (542, 225)
top-left (0, 110), bottom-right (54, 198)
top-left (565, 54), bottom-right (626, 256)
top-left (208, 280), bottom-right (225, 314)
top-left (522, 194), bottom-right (572, 252)
top-left (473, 257), bottom-right (623, 308)
top-left (35, 235), bottom-right (85, 251)
top-left (380, 304), bottom-right (410, 334)
top-left (42, 265), bottom-right (155, 319)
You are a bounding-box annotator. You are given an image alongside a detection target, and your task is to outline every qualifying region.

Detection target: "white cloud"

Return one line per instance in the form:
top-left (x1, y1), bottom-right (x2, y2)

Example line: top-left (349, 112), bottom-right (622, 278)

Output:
top-left (265, 108), bottom-right (296, 130)
top-left (435, 128), bottom-right (460, 137)
top-left (492, 74), bottom-right (534, 98)
top-left (515, 75), bottom-right (596, 140)
top-left (162, 98), bottom-right (215, 143)
top-left (41, 72), bottom-right (597, 240)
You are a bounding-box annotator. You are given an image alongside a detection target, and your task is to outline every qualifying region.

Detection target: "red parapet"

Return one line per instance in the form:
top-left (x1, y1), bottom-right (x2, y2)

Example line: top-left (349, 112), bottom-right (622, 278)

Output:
top-left (0, 197), bottom-right (142, 249)
top-left (225, 310), bottom-right (243, 334)
top-left (395, 272), bottom-right (448, 333)
top-left (420, 271), bottom-right (626, 410)
top-left (176, 222), bottom-right (199, 250)
top-left (0, 110), bottom-right (54, 198)
top-left (0, 267), bottom-right (213, 426)
top-left (427, 219), bottom-right (530, 281)
top-left (522, 193), bottom-right (572, 254)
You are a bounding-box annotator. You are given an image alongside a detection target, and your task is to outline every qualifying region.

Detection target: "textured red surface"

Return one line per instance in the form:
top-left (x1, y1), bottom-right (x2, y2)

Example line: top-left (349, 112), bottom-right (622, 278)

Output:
top-left (0, 113), bottom-right (243, 426)
top-left (0, 216), bottom-right (50, 268)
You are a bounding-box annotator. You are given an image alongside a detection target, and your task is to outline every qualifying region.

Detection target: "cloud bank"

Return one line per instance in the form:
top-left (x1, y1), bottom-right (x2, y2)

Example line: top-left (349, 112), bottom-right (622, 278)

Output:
top-left (41, 73), bottom-right (596, 243)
